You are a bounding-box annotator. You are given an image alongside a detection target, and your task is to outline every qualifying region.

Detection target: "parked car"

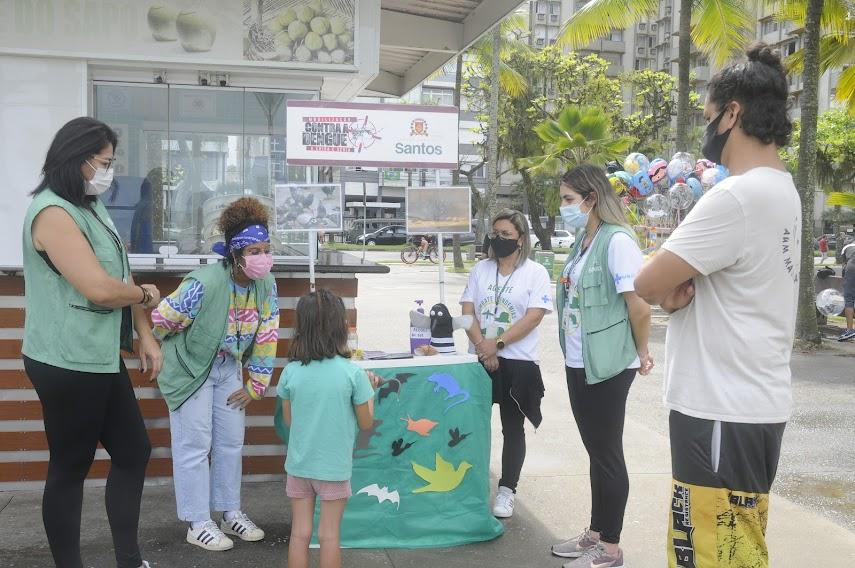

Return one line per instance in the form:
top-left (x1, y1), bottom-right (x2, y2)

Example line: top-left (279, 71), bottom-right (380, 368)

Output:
top-left (533, 229), bottom-right (575, 249)
top-left (356, 225), bottom-right (408, 245)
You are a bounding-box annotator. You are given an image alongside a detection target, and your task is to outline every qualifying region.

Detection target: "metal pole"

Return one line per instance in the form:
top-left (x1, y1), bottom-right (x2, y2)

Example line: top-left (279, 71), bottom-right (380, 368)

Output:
top-left (361, 181), bottom-right (367, 262)
top-left (437, 232), bottom-right (446, 305)
top-left (309, 229), bottom-right (317, 292)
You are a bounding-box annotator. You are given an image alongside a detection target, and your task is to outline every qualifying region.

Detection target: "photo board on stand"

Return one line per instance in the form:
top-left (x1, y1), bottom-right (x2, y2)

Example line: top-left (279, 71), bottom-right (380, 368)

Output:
top-left (405, 186), bottom-right (471, 235)
top-left (274, 183), bottom-right (344, 233)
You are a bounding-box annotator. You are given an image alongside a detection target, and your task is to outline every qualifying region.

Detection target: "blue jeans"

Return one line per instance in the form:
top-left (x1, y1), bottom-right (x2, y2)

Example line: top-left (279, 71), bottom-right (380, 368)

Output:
top-left (170, 354), bottom-right (245, 522)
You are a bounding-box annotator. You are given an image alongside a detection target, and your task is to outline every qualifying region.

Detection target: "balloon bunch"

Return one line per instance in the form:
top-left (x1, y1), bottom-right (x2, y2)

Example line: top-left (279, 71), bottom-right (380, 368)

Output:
top-left (607, 152), bottom-right (729, 253)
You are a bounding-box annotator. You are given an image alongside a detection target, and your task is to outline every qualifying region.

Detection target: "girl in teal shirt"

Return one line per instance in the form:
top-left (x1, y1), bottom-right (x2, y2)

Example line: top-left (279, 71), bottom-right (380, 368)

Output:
top-left (277, 289), bottom-right (377, 568)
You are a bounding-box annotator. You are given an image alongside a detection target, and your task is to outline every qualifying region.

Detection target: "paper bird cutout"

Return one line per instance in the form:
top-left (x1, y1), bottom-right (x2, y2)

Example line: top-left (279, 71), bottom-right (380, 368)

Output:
top-left (411, 453), bottom-right (472, 493)
top-left (357, 484), bottom-right (400, 509)
top-left (448, 427), bottom-right (471, 448)
top-left (400, 416), bottom-right (438, 437)
top-left (391, 438), bottom-right (415, 457)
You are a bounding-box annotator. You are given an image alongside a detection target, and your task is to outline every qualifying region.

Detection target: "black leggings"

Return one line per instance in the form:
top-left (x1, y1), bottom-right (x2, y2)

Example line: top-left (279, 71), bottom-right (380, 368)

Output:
top-left (494, 358), bottom-right (544, 492)
top-left (24, 356), bottom-right (151, 568)
top-left (565, 366), bottom-right (635, 544)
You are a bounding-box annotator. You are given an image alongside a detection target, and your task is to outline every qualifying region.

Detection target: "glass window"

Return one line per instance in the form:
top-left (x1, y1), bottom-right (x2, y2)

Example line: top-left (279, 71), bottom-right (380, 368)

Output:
top-left (550, 1), bottom-right (561, 15)
top-left (762, 19), bottom-right (779, 35)
top-left (639, 23), bottom-right (647, 31)
top-left (610, 29), bottom-right (623, 42)
top-left (94, 84), bottom-right (314, 258)
top-left (421, 87), bottom-right (454, 106)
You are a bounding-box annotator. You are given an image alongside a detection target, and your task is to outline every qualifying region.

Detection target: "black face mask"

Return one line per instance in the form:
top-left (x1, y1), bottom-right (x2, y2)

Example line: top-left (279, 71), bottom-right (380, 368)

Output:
top-left (701, 109), bottom-right (735, 165)
top-left (491, 236), bottom-right (520, 258)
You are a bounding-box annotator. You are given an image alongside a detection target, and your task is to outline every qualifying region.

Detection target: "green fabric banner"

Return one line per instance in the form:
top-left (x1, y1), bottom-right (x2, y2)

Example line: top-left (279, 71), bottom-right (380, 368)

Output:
top-left (274, 359), bottom-right (504, 548)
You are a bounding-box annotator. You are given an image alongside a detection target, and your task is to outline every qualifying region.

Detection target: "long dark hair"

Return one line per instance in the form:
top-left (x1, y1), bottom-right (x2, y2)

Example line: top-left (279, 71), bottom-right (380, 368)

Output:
top-left (32, 117), bottom-right (118, 207)
top-left (288, 289), bottom-right (351, 365)
top-left (707, 41), bottom-right (792, 147)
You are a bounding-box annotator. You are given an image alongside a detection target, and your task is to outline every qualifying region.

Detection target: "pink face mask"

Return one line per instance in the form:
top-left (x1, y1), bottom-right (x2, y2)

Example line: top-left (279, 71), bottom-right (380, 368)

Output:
top-left (241, 253), bottom-right (273, 280)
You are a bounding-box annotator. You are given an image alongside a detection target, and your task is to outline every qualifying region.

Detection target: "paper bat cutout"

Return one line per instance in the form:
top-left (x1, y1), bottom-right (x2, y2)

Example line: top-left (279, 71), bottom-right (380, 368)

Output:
top-left (377, 373), bottom-right (415, 404)
top-left (357, 483), bottom-right (400, 509)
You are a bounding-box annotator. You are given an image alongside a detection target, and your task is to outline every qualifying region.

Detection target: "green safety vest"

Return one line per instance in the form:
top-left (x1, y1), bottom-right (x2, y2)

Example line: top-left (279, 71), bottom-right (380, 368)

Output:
top-left (157, 263), bottom-right (274, 411)
top-left (556, 223), bottom-right (639, 384)
top-left (22, 189), bottom-right (133, 373)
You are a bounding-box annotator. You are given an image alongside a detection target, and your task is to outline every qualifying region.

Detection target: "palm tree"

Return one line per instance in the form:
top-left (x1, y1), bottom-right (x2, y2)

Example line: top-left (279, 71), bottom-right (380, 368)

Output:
top-left (555, 0), bottom-right (755, 151)
top-left (451, 54), bottom-right (466, 270)
top-left (423, 15), bottom-right (529, 265)
top-left (519, 106), bottom-right (634, 175)
top-left (780, 1), bottom-right (854, 114)
top-left (790, 0), bottom-right (825, 345)
top-left (774, 0), bottom-right (852, 344)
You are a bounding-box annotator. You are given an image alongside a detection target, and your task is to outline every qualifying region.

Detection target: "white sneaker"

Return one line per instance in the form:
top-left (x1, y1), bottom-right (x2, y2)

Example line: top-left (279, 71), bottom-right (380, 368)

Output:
top-left (186, 520), bottom-right (234, 551)
top-left (221, 512), bottom-right (265, 542)
top-left (493, 486), bottom-right (515, 518)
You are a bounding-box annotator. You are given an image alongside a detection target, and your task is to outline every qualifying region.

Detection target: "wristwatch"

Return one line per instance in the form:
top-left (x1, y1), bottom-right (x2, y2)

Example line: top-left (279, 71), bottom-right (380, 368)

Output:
top-left (496, 337), bottom-right (506, 350)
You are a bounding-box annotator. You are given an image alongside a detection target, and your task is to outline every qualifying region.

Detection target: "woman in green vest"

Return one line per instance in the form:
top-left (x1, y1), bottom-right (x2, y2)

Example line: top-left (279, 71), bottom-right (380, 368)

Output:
top-left (551, 164), bottom-right (653, 568)
top-left (22, 117), bottom-right (163, 568)
top-left (152, 197), bottom-right (279, 552)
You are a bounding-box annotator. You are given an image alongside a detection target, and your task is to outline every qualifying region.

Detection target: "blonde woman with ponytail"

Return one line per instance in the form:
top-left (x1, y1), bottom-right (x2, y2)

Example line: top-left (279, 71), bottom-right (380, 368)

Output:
top-left (551, 163), bottom-right (653, 568)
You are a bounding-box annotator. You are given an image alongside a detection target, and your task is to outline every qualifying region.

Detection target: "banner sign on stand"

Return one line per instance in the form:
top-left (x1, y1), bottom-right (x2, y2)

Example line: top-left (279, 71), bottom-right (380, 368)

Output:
top-left (286, 101), bottom-right (459, 168)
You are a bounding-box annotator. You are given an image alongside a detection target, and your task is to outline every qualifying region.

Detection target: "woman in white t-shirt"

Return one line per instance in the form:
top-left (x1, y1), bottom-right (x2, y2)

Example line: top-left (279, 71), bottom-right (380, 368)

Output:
top-left (551, 164), bottom-right (653, 568)
top-left (460, 209), bottom-right (553, 520)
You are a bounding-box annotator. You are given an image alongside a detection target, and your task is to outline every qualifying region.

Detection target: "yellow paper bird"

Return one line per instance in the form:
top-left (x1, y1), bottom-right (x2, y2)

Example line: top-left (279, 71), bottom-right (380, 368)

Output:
top-left (411, 453), bottom-right (472, 493)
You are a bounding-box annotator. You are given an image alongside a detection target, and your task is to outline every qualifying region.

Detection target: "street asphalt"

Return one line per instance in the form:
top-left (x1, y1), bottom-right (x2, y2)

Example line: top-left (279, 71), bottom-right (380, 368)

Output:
top-left (3, 262), bottom-right (855, 567)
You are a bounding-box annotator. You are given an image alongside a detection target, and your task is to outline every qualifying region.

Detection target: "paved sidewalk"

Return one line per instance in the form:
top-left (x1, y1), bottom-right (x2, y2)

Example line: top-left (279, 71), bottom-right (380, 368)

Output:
top-left (4, 265), bottom-right (855, 567)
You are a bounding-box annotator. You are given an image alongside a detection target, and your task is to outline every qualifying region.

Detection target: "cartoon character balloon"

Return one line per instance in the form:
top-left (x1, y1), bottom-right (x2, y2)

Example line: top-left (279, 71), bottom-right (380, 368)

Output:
top-left (669, 182), bottom-right (694, 210)
top-left (647, 158), bottom-right (668, 187)
top-left (615, 170), bottom-right (632, 188)
top-left (645, 193), bottom-right (670, 221)
top-left (631, 170), bottom-right (655, 196)
top-left (624, 153), bottom-right (650, 176)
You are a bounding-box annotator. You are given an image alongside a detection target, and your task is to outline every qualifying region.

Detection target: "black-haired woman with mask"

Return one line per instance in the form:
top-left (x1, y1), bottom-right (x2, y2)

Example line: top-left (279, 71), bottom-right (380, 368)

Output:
top-left (22, 117), bottom-right (162, 568)
top-left (460, 208), bottom-right (553, 520)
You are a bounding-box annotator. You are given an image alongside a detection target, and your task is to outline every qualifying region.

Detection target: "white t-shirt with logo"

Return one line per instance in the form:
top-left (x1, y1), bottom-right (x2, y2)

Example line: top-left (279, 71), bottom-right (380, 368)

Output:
top-left (460, 258), bottom-right (553, 362)
top-left (563, 231), bottom-right (643, 369)
top-left (661, 167), bottom-right (801, 424)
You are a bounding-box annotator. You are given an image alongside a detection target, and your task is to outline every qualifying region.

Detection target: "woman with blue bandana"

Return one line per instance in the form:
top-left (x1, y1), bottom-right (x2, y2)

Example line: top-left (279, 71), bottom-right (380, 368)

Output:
top-left (152, 197), bottom-right (279, 552)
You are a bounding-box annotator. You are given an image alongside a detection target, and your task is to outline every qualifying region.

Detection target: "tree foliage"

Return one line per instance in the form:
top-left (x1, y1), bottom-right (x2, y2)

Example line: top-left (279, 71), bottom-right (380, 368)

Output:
top-left (783, 109), bottom-right (855, 192)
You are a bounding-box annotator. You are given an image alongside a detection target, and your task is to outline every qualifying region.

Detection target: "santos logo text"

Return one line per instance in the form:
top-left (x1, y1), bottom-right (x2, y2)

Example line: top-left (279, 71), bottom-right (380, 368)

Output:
top-left (395, 142), bottom-right (443, 155)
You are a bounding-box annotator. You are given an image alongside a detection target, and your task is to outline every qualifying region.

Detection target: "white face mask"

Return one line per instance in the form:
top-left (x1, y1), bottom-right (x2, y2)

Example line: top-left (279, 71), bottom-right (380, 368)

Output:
top-left (85, 160), bottom-right (114, 196)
